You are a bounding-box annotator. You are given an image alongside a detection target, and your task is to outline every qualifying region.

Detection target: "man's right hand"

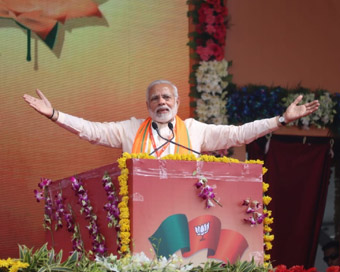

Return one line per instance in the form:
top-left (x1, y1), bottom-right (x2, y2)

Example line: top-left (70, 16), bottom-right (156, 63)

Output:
top-left (23, 89), bottom-right (54, 118)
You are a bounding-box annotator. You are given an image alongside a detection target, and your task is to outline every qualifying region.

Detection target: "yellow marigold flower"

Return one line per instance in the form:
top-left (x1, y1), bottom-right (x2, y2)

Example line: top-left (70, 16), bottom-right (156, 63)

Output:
top-left (120, 224), bottom-right (130, 232)
top-left (264, 234), bottom-right (274, 242)
top-left (121, 238), bottom-right (131, 245)
top-left (263, 196), bottom-right (272, 206)
top-left (264, 217), bottom-right (274, 225)
top-left (121, 232), bottom-right (131, 239)
top-left (120, 207), bottom-right (129, 213)
top-left (264, 254), bottom-right (271, 261)
top-left (264, 225), bottom-right (272, 233)
top-left (264, 210), bottom-right (272, 217)
top-left (118, 201), bottom-right (127, 209)
top-left (120, 245), bottom-right (129, 253)
top-left (119, 211), bottom-right (129, 219)
top-left (122, 152), bottom-right (132, 159)
top-left (122, 196), bottom-right (129, 202)
top-left (263, 182), bottom-right (269, 192)
top-left (262, 167), bottom-right (268, 175)
top-left (264, 262), bottom-right (269, 268)
top-left (119, 219), bottom-right (130, 225)
top-left (121, 168), bottom-right (129, 175)
top-left (265, 242), bottom-right (272, 250)
top-left (119, 187), bottom-right (128, 196)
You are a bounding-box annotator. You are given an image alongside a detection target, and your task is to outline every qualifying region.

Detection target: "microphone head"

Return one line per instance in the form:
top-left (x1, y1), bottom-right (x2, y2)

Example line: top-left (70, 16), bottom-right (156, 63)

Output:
top-left (152, 122), bottom-right (158, 130)
top-left (168, 122), bottom-right (174, 130)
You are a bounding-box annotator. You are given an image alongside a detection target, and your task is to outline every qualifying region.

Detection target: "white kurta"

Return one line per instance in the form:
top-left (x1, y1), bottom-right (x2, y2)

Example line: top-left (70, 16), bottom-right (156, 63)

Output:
top-left (56, 112), bottom-right (279, 157)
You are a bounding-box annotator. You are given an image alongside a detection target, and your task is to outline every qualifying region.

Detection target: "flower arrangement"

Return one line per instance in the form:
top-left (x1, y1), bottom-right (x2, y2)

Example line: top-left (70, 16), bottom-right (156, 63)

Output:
top-left (187, 0), bottom-right (232, 127)
top-left (70, 177), bottom-right (106, 255)
top-left (1, 243), bottom-right (340, 272)
top-left (0, 258), bottom-right (29, 272)
top-left (194, 175), bottom-right (222, 208)
top-left (116, 152), bottom-right (155, 256)
top-left (187, 1), bottom-right (340, 134)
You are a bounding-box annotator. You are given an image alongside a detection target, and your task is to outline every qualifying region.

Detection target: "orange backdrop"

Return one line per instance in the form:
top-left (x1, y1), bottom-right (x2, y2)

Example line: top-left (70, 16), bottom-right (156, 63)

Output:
top-left (0, 0), bottom-right (189, 258)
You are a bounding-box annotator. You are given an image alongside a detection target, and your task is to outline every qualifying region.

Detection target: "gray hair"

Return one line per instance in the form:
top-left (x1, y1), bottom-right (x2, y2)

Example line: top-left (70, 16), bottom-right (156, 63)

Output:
top-left (146, 80), bottom-right (179, 101)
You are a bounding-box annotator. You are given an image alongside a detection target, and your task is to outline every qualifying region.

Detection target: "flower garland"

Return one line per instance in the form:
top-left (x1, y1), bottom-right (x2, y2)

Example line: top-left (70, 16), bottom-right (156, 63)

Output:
top-left (70, 177), bottom-right (106, 255)
top-left (188, 0), bottom-right (232, 126)
top-left (116, 152), bottom-right (156, 256)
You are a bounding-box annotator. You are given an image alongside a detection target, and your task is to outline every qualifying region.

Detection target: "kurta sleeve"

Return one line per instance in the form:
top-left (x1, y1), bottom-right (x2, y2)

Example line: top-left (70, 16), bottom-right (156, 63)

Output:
top-left (56, 112), bottom-right (143, 152)
top-left (186, 117), bottom-right (279, 152)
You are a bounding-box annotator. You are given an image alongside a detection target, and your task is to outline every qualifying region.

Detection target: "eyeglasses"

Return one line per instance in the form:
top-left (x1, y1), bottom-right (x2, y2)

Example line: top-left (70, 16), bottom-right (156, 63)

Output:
top-left (323, 253), bottom-right (339, 263)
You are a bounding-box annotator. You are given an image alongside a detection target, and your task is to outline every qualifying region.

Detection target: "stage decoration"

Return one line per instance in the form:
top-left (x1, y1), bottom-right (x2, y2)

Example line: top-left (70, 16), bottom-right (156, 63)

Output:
top-left (70, 176), bottom-right (106, 255)
top-left (242, 198), bottom-right (267, 226)
top-left (195, 60), bottom-right (230, 125)
top-left (102, 173), bottom-right (120, 229)
top-left (116, 152), bottom-right (156, 256)
top-left (0, 258), bottom-right (29, 271)
top-left (187, 0), bottom-right (232, 127)
top-left (187, 1), bottom-right (340, 134)
top-left (194, 174), bottom-right (222, 208)
top-left (0, 0), bottom-right (102, 61)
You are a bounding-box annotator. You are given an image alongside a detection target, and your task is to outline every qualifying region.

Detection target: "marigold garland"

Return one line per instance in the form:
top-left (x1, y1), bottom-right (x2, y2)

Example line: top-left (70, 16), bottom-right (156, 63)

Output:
top-left (116, 152), bottom-right (155, 256)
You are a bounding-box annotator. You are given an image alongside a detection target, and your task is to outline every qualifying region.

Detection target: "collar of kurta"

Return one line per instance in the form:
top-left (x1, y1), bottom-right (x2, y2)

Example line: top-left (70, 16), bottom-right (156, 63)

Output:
top-left (132, 115), bottom-right (193, 156)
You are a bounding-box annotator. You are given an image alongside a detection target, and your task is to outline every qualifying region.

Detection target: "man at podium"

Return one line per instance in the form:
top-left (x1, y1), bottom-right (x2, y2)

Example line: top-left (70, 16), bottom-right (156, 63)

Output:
top-left (23, 80), bottom-right (319, 158)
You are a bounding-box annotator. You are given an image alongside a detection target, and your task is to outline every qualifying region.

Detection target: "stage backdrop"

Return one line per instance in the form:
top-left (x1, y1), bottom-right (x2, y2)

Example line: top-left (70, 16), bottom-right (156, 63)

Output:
top-left (0, 0), bottom-right (190, 258)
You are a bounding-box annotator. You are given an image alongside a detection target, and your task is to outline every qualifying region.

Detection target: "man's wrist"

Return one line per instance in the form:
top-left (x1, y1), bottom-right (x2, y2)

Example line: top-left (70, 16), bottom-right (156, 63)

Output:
top-left (48, 109), bottom-right (59, 122)
top-left (278, 115), bottom-right (287, 126)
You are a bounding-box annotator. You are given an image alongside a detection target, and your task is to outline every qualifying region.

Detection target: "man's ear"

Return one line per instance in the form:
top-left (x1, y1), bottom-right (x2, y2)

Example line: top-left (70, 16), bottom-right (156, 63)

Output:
top-left (176, 97), bottom-right (180, 107)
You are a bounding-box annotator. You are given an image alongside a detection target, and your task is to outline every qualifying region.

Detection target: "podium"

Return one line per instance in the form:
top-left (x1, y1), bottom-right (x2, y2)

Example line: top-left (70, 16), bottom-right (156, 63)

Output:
top-left (46, 158), bottom-right (265, 264)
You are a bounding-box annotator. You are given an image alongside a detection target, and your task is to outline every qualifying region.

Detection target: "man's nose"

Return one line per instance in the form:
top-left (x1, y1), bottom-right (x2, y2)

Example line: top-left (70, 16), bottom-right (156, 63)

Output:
top-left (158, 97), bottom-right (166, 104)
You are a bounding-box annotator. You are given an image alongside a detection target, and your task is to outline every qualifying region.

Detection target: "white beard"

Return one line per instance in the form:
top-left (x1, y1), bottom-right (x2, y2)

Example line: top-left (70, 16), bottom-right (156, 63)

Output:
top-left (148, 103), bottom-right (178, 123)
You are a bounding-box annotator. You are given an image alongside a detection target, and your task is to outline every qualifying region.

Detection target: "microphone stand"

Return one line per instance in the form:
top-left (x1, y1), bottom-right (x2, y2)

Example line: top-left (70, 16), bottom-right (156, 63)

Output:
top-left (149, 123), bottom-right (175, 156)
top-left (152, 122), bottom-right (201, 156)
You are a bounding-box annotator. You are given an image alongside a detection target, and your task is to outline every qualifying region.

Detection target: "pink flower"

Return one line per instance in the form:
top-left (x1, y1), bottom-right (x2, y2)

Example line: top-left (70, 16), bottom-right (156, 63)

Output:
top-left (196, 45), bottom-right (213, 61)
top-left (34, 189), bottom-right (44, 202)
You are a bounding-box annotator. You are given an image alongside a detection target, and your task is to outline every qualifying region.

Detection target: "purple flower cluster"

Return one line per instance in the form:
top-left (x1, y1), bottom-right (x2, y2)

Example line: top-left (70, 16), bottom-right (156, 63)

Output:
top-left (102, 174), bottom-right (120, 230)
top-left (195, 177), bottom-right (221, 208)
top-left (70, 176), bottom-right (106, 255)
top-left (242, 199), bottom-right (267, 226)
top-left (34, 178), bottom-right (53, 229)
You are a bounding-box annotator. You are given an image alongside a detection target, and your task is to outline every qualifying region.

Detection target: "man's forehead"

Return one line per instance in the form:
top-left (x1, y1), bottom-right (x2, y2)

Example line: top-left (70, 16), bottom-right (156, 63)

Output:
top-left (149, 84), bottom-right (174, 95)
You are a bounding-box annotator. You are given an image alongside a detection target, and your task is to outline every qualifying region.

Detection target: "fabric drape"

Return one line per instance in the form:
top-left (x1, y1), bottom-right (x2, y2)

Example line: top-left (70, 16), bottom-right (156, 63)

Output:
top-left (247, 135), bottom-right (332, 268)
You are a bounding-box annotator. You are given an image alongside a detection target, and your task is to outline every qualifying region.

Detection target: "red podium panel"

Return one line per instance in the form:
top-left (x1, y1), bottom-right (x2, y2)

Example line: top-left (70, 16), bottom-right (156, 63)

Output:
top-left (47, 158), bottom-right (264, 263)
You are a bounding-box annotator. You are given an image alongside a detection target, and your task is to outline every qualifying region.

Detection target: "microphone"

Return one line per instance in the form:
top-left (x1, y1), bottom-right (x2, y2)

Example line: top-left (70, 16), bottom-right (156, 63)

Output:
top-left (149, 122), bottom-right (174, 156)
top-left (151, 121), bottom-right (201, 156)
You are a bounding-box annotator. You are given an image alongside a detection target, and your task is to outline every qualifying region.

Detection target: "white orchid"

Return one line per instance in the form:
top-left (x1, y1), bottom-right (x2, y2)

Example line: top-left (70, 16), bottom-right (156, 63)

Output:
top-left (195, 60), bottom-right (230, 125)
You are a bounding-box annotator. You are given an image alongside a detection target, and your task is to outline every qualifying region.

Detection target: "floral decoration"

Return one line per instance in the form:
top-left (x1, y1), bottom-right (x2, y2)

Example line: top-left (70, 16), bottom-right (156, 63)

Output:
top-left (187, 0), bottom-right (228, 62)
top-left (34, 178), bottom-right (84, 254)
top-left (242, 198), bottom-right (266, 225)
top-left (116, 152), bottom-right (156, 256)
top-left (188, 1), bottom-right (340, 134)
top-left (70, 176), bottom-right (106, 255)
top-left (187, 0), bottom-right (232, 127)
top-left (0, 258), bottom-right (29, 272)
top-left (34, 178), bottom-right (53, 230)
top-left (102, 173), bottom-right (120, 230)
top-left (195, 60), bottom-right (230, 125)
top-left (194, 175), bottom-right (222, 208)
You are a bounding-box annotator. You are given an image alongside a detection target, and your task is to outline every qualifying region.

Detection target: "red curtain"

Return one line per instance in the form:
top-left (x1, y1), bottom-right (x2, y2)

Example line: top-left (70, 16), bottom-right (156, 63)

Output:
top-left (247, 135), bottom-right (332, 268)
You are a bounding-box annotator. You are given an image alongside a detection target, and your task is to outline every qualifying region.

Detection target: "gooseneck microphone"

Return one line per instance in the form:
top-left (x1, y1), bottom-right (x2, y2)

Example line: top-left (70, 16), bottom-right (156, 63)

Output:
top-left (151, 121), bottom-right (201, 156)
top-left (149, 122), bottom-right (174, 156)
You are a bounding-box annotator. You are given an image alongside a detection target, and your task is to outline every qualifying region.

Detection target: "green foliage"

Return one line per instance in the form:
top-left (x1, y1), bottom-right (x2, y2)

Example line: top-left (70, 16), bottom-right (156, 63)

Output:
top-left (18, 243), bottom-right (101, 272)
